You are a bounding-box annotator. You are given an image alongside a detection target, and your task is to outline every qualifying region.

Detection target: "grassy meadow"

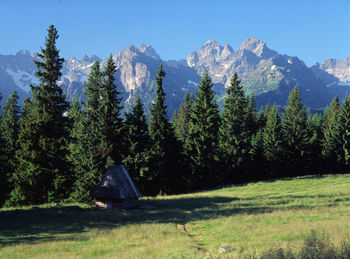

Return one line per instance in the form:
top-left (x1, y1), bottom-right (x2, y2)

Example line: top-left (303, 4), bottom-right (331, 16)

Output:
top-left (1, 174), bottom-right (350, 258)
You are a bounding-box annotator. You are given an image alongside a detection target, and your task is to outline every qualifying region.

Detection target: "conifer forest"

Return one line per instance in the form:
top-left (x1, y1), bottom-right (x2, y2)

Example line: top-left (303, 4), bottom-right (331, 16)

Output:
top-left (1, 25), bottom-right (349, 207)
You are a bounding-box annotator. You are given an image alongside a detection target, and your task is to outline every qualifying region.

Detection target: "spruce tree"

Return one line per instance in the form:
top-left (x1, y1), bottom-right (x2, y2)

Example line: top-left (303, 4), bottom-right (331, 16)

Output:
top-left (173, 91), bottom-right (194, 145)
top-left (282, 87), bottom-right (309, 176)
top-left (219, 72), bottom-right (251, 182)
top-left (0, 131), bottom-right (6, 206)
top-left (9, 25), bottom-right (70, 205)
top-left (149, 65), bottom-right (184, 194)
top-left (249, 128), bottom-right (265, 180)
top-left (0, 91), bottom-right (20, 161)
top-left (186, 70), bottom-right (220, 188)
top-left (123, 97), bottom-right (151, 192)
top-left (336, 95), bottom-right (350, 170)
top-left (99, 55), bottom-right (124, 166)
top-left (321, 96), bottom-right (340, 172)
top-left (0, 91), bottom-right (20, 202)
top-left (262, 105), bottom-right (285, 177)
top-left (307, 113), bottom-right (323, 173)
top-left (69, 62), bottom-right (106, 201)
top-left (0, 94), bottom-right (8, 205)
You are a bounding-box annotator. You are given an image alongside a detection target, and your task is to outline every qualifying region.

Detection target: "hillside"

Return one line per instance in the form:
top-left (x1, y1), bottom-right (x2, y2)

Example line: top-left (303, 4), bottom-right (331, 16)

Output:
top-left (1, 174), bottom-right (350, 258)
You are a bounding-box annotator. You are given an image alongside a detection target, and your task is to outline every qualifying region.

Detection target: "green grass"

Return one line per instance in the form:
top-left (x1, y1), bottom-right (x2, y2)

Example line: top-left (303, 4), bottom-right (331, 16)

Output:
top-left (1, 174), bottom-right (350, 258)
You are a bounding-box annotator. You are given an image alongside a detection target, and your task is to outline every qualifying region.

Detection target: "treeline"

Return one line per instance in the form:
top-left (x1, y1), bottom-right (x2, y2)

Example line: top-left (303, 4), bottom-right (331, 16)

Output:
top-left (0, 25), bottom-right (349, 207)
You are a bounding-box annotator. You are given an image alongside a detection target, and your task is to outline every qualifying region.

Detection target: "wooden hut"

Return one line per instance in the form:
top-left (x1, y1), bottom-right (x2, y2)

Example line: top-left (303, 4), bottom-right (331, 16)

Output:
top-left (91, 165), bottom-right (142, 209)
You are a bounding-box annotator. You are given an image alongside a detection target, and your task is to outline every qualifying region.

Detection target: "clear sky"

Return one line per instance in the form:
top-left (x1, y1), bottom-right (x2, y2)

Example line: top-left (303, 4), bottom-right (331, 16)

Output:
top-left (0, 0), bottom-right (349, 66)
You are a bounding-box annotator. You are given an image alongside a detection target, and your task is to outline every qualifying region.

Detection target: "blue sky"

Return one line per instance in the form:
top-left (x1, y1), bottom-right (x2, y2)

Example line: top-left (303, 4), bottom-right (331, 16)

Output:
top-left (0, 0), bottom-right (349, 66)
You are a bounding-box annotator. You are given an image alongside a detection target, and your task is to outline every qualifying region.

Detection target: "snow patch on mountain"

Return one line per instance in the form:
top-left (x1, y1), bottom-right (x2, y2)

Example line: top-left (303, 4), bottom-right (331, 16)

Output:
top-left (5, 68), bottom-right (40, 92)
top-left (187, 79), bottom-right (197, 86)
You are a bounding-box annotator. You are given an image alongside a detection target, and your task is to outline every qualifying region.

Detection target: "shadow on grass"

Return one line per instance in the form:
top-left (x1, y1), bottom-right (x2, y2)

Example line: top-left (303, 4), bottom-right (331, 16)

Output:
top-left (0, 190), bottom-right (346, 246)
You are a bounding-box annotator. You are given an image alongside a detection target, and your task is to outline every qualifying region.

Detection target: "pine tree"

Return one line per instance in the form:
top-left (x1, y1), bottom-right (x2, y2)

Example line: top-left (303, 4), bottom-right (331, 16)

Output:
top-left (262, 105), bottom-right (285, 177)
top-left (9, 25), bottom-right (70, 205)
top-left (282, 87), bottom-right (309, 176)
top-left (99, 55), bottom-right (124, 166)
top-left (321, 96), bottom-right (340, 172)
top-left (0, 91), bottom-right (21, 203)
top-left (149, 65), bottom-right (184, 194)
top-left (123, 97), bottom-right (151, 193)
top-left (186, 70), bottom-right (220, 188)
top-left (219, 73), bottom-right (251, 182)
top-left (173, 91), bottom-right (194, 145)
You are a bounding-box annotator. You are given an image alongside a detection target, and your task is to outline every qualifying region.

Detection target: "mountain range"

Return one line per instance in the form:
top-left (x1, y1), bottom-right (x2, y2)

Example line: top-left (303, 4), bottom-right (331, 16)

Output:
top-left (0, 38), bottom-right (349, 116)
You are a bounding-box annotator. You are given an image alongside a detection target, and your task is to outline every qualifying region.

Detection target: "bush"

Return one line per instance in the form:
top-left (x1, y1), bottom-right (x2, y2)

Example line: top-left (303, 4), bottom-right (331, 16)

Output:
top-left (258, 231), bottom-right (350, 259)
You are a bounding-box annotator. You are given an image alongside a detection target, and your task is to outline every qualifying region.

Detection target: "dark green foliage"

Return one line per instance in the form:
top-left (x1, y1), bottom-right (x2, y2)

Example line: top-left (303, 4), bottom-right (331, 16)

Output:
top-left (173, 91), bottom-right (194, 146)
top-left (282, 87), bottom-right (309, 176)
top-left (99, 55), bottom-right (125, 166)
top-left (69, 62), bottom-right (106, 202)
top-left (70, 56), bottom-right (124, 201)
top-left (262, 105), bottom-right (285, 177)
top-left (0, 91), bottom-right (20, 162)
top-left (0, 94), bottom-right (7, 205)
top-left (149, 65), bottom-right (184, 195)
top-left (307, 114), bottom-right (323, 173)
top-left (186, 70), bottom-right (220, 188)
top-left (9, 25), bottom-right (70, 205)
top-left (0, 91), bottom-right (20, 203)
top-left (68, 97), bottom-right (104, 202)
top-left (336, 95), bottom-right (350, 169)
top-left (249, 128), bottom-right (265, 179)
top-left (123, 97), bottom-right (151, 193)
top-left (219, 73), bottom-right (252, 181)
top-left (321, 96), bottom-right (341, 172)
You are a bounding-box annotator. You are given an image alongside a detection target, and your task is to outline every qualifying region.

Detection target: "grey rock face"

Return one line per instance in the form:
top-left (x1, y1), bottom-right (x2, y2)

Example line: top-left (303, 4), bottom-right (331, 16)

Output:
top-left (0, 37), bottom-right (341, 114)
top-left (313, 56), bottom-right (350, 83)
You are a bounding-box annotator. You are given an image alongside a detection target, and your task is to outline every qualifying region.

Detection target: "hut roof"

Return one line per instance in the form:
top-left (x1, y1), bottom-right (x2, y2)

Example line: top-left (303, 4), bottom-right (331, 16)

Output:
top-left (91, 165), bottom-right (142, 199)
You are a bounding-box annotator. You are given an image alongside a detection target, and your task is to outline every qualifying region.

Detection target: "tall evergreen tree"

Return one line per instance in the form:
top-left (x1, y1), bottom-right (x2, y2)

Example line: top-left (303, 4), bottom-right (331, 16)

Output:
top-left (123, 97), bottom-right (151, 192)
top-left (219, 73), bottom-right (251, 182)
top-left (67, 97), bottom-right (103, 201)
top-left (186, 70), bottom-right (220, 188)
top-left (0, 91), bottom-right (20, 160)
top-left (149, 65), bottom-right (184, 194)
top-left (9, 25), bottom-right (70, 205)
top-left (336, 95), bottom-right (350, 170)
top-left (68, 61), bottom-right (107, 201)
top-left (282, 87), bottom-right (309, 176)
top-left (173, 91), bottom-right (194, 145)
top-left (99, 55), bottom-right (124, 166)
top-left (0, 94), bottom-right (8, 205)
top-left (262, 105), bottom-right (285, 177)
top-left (0, 91), bottom-right (21, 202)
top-left (321, 96), bottom-right (341, 172)
top-left (307, 113), bottom-right (323, 173)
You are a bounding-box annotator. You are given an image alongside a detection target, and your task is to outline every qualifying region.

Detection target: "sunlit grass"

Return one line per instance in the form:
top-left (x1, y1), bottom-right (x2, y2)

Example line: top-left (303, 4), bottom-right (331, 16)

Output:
top-left (1, 174), bottom-right (350, 258)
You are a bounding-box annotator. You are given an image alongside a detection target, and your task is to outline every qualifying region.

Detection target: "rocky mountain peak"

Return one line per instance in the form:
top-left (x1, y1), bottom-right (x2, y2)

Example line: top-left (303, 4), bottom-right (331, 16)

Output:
top-left (82, 54), bottom-right (101, 63)
top-left (238, 37), bottom-right (276, 59)
top-left (16, 50), bottom-right (36, 58)
top-left (220, 44), bottom-right (234, 60)
top-left (138, 43), bottom-right (160, 60)
top-left (203, 40), bottom-right (221, 48)
top-left (238, 37), bottom-right (264, 51)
